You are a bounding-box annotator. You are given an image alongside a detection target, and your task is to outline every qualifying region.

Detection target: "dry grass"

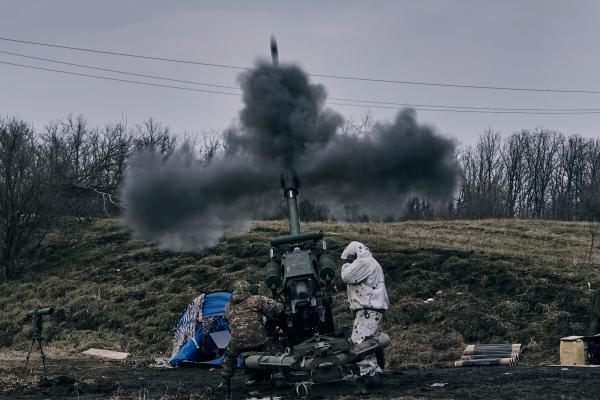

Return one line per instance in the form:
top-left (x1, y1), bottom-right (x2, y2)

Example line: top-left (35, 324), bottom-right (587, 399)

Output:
top-left (107, 388), bottom-right (216, 400)
top-left (0, 373), bottom-right (40, 393)
top-left (0, 218), bottom-right (598, 368)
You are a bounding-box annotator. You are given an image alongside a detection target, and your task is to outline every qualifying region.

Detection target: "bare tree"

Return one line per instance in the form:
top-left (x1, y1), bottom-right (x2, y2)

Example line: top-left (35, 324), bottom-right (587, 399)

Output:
top-left (339, 116), bottom-right (356, 136)
top-left (132, 118), bottom-right (176, 155)
top-left (522, 130), bottom-right (561, 218)
top-left (455, 130), bottom-right (504, 218)
top-left (40, 116), bottom-right (132, 218)
top-left (337, 112), bottom-right (373, 137)
top-left (200, 134), bottom-right (222, 163)
top-left (584, 178), bottom-right (600, 263)
top-left (355, 111), bottom-right (374, 136)
top-left (476, 129), bottom-right (504, 217)
top-left (550, 135), bottom-right (587, 219)
top-left (0, 118), bottom-right (60, 280)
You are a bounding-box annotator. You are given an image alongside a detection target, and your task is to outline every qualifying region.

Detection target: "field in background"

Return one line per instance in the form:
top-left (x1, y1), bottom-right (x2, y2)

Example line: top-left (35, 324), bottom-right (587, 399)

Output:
top-left (1, 218), bottom-right (599, 369)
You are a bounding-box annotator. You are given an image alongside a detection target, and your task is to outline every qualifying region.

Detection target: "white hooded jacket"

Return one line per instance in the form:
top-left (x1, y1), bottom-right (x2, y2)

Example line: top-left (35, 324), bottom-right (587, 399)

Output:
top-left (340, 241), bottom-right (389, 311)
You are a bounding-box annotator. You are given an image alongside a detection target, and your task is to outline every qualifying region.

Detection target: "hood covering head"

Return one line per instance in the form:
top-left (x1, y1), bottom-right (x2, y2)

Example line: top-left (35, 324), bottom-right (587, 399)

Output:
top-left (341, 241), bottom-right (372, 260)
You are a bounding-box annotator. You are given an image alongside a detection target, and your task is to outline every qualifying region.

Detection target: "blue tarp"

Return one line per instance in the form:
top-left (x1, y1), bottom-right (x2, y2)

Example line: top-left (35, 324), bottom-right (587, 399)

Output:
top-left (202, 291), bottom-right (231, 317)
top-left (169, 291), bottom-right (232, 367)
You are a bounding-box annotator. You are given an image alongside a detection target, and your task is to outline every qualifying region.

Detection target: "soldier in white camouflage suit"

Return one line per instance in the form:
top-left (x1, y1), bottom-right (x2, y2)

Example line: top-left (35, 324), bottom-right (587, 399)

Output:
top-left (220, 280), bottom-right (284, 391)
top-left (341, 241), bottom-right (389, 388)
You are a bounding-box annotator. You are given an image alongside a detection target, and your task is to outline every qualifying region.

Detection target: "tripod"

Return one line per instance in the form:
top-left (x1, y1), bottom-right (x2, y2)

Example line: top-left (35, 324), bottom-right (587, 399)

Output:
top-left (24, 312), bottom-right (48, 372)
top-left (25, 336), bottom-right (47, 372)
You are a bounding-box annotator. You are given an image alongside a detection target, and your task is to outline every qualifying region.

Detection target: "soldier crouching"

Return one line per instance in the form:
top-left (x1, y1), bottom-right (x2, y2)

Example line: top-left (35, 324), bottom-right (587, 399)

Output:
top-left (220, 279), bottom-right (284, 391)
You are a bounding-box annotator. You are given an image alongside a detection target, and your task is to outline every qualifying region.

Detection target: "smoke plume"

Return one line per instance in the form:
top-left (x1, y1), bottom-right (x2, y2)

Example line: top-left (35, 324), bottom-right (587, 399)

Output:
top-left (121, 61), bottom-right (460, 250)
top-left (225, 63), bottom-right (343, 168)
top-left (302, 109), bottom-right (460, 219)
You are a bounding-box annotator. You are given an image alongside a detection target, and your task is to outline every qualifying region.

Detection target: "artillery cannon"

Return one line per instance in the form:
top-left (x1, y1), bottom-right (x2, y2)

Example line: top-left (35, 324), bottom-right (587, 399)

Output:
top-left (240, 39), bottom-right (389, 392)
top-left (243, 169), bottom-right (389, 387)
top-left (263, 169), bottom-right (336, 344)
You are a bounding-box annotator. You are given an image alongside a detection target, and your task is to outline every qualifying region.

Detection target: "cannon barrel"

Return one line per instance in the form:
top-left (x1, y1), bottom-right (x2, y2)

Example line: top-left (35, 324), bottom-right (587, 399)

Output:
top-left (270, 35), bottom-right (279, 66)
top-left (280, 169), bottom-right (301, 235)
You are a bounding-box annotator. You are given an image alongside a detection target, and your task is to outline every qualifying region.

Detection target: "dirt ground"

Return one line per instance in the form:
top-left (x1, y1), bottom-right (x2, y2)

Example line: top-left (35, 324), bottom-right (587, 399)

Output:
top-left (1, 355), bottom-right (599, 400)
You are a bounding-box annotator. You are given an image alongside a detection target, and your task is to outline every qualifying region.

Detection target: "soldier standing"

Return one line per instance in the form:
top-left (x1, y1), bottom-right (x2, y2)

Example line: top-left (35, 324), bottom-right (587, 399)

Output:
top-left (341, 241), bottom-right (389, 388)
top-left (220, 279), bottom-right (284, 392)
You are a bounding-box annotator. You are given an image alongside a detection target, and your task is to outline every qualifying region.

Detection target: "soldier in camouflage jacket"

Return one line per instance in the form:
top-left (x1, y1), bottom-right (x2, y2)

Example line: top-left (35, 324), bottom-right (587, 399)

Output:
top-left (220, 280), bottom-right (284, 385)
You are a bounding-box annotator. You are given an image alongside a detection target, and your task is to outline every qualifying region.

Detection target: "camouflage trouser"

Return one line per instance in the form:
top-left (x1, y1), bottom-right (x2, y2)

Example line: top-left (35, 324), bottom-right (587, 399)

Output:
top-left (221, 340), bottom-right (269, 378)
top-left (351, 310), bottom-right (383, 376)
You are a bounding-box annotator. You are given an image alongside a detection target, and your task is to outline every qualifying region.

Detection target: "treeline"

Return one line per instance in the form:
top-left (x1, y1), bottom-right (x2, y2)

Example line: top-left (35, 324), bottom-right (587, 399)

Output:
top-left (314, 128), bottom-right (600, 223)
top-left (0, 115), bottom-right (217, 279)
top-left (2, 115), bottom-right (599, 279)
top-left (455, 129), bottom-right (600, 221)
top-left (405, 129), bottom-right (600, 221)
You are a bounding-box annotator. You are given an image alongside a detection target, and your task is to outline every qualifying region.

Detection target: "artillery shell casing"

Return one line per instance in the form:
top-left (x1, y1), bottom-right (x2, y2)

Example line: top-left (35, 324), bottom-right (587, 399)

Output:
top-left (464, 344), bottom-right (521, 351)
top-left (463, 345), bottom-right (521, 355)
top-left (463, 350), bottom-right (520, 356)
top-left (465, 344), bottom-right (520, 348)
top-left (461, 354), bottom-right (519, 360)
top-left (454, 358), bottom-right (516, 367)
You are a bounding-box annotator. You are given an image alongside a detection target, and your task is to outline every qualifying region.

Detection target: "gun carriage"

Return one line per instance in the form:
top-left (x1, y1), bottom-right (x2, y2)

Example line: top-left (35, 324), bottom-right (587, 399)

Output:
top-left (243, 169), bottom-right (389, 387)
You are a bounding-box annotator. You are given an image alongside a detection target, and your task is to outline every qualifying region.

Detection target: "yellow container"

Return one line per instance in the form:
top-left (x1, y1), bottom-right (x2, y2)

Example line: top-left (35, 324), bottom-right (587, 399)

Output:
top-left (560, 334), bottom-right (600, 366)
top-left (560, 336), bottom-right (586, 365)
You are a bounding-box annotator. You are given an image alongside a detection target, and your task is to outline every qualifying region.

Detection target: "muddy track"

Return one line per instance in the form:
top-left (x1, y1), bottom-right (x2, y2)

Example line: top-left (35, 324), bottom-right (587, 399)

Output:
top-left (1, 358), bottom-right (599, 399)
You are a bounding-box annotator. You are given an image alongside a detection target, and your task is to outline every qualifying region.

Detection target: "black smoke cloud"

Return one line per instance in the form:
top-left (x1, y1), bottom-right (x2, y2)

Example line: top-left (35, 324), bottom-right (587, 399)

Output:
top-left (121, 61), bottom-right (460, 250)
top-left (122, 146), bottom-right (274, 251)
top-left (225, 63), bottom-right (343, 167)
top-left (302, 109), bottom-right (460, 218)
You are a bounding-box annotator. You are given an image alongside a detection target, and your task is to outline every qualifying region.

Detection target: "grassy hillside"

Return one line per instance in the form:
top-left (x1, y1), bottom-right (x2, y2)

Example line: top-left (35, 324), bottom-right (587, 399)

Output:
top-left (1, 218), bottom-right (599, 368)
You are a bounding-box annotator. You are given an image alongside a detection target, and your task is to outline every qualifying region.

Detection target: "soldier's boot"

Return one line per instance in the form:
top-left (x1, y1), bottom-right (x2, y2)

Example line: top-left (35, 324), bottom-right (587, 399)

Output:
top-left (218, 376), bottom-right (232, 397)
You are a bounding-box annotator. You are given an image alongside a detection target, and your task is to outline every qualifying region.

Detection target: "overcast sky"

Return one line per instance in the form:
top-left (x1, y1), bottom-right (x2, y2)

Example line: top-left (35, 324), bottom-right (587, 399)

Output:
top-left (1, 0), bottom-right (599, 145)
